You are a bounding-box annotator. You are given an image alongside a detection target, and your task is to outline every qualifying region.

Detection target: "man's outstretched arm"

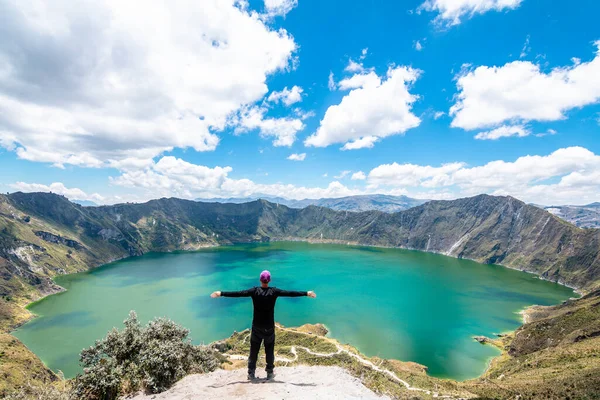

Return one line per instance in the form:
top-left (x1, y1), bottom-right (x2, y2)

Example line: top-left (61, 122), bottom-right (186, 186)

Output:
top-left (275, 288), bottom-right (317, 298)
top-left (211, 288), bottom-right (254, 298)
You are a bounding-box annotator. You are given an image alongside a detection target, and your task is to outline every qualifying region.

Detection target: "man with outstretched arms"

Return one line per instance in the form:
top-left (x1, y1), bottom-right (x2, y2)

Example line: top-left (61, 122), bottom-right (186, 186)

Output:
top-left (211, 270), bottom-right (317, 380)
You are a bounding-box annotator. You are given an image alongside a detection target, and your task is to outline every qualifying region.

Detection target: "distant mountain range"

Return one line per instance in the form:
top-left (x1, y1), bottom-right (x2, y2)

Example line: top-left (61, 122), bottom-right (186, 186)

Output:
top-left (71, 200), bottom-right (99, 207)
top-left (74, 196), bottom-right (600, 229)
top-left (539, 203), bottom-right (600, 228)
top-left (196, 194), bottom-right (427, 213)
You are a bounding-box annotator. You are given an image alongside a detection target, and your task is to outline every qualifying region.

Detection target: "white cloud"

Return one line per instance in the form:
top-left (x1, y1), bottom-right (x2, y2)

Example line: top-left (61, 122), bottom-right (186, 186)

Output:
top-left (111, 156), bottom-right (232, 199)
top-left (328, 71), bottom-right (336, 91)
top-left (334, 170), bottom-right (352, 179)
top-left (419, 0), bottom-right (524, 26)
top-left (360, 48), bottom-right (369, 60)
top-left (111, 156), bottom-right (360, 201)
top-left (233, 106), bottom-right (305, 146)
top-left (305, 67), bottom-right (421, 149)
top-left (267, 86), bottom-right (304, 106)
top-left (10, 182), bottom-right (105, 202)
top-left (474, 125), bottom-right (530, 140)
top-left (367, 146), bottom-right (600, 204)
top-left (433, 111), bottom-right (445, 120)
top-left (341, 136), bottom-right (379, 150)
top-left (263, 0), bottom-right (298, 17)
top-left (414, 40), bottom-right (424, 51)
top-left (351, 171), bottom-right (366, 180)
top-left (293, 108), bottom-right (315, 120)
top-left (0, 0), bottom-right (297, 168)
top-left (18, 147), bottom-right (600, 205)
top-left (287, 153), bottom-right (306, 161)
top-left (345, 59), bottom-right (366, 73)
top-left (450, 43), bottom-right (600, 130)
top-left (338, 72), bottom-right (381, 91)
top-left (369, 162), bottom-right (465, 187)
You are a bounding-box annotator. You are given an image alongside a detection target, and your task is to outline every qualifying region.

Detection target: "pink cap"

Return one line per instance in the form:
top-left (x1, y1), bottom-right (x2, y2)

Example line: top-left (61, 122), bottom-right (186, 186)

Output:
top-left (260, 270), bottom-right (271, 283)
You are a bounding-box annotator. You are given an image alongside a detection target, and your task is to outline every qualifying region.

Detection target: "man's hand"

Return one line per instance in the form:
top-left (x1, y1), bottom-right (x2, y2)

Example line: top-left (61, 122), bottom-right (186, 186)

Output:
top-left (210, 291), bottom-right (221, 298)
top-left (307, 291), bottom-right (317, 298)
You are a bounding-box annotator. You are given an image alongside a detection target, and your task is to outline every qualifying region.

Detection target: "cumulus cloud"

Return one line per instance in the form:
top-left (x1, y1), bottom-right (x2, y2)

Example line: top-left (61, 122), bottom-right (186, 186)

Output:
top-left (110, 156), bottom-right (359, 201)
top-left (305, 67), bottom-right (421, 150)
top-left (287, 153), bottom-right (306, 161)
top-left (338, 72), bottom-right (381, 91)
top-left (232, 106), bottom-right (305, 146)
top-left (0, 0), bottom-right (297, 168)
top-left (414, 40), bottom-right (424, 51)
top-left (341, 136), bottom-right (379, 150)
top-left (267, 86), bottom-right (303, 106)
top-left (263, 0), bottom-right (298, 17)
top-left (367, 146), bottom-right (600, 204)
top-left (10, 182), bottom-right (105, 202)
top-left (451, 43), bottom-right (600, 131)
top-left (17, 147), bottom-right (600, 205)
top-left (369, 162), bottom-right (465, 188)
top-left (419, 0), bottom-right (524, 26)
top-left (351, 171), bottom-right (366, 180)
top-left (474, 125), bottom-right (530, 140)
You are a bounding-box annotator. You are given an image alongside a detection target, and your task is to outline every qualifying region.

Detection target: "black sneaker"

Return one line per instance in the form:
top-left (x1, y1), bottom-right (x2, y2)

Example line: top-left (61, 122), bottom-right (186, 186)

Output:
top-left (248, 372), bottom-right (256, 380)
top-left (266, 372), bottom-right (275, 380)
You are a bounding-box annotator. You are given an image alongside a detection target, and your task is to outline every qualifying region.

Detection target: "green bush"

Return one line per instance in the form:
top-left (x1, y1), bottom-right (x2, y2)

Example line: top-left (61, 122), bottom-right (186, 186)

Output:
top-left (74, 311), bottom-right (219, 399)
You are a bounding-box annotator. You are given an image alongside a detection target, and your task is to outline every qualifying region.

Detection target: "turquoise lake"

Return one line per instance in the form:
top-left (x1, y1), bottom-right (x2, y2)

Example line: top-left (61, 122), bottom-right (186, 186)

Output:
top-left (13, 242), bottom-right (576, 380)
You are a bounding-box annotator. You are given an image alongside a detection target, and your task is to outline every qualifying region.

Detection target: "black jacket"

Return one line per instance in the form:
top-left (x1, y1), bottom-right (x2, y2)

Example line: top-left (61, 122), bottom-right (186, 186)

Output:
top-left (221, 286), bottom-right (307, 329)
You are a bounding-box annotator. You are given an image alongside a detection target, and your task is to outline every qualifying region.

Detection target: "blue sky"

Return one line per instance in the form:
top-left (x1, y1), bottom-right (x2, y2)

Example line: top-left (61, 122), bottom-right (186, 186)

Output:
top-left (1, 0), bottom-right (599, 205)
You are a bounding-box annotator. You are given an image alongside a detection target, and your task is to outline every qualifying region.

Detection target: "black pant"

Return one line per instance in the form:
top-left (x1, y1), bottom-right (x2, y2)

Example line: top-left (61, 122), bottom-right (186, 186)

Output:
top-left (248, 326), bottom-right (275, 374)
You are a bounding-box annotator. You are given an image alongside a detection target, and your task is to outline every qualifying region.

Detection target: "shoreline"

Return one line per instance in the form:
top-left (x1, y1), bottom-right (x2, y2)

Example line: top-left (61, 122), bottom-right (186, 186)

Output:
top-left (271, 237), bottom-right (586, 295)
top-left (8, 239), bottom-right (582, 385)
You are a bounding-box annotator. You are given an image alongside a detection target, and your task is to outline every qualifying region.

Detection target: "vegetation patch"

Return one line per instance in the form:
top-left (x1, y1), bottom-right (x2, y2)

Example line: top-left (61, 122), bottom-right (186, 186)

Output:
top-left (70, 312), bottom-right (220, 399)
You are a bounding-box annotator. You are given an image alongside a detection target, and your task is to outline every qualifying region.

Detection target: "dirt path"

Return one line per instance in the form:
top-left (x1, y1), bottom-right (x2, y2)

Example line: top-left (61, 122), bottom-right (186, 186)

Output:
top-left (128, 366), bottom-right (389, 400)
top-left (131, 326), bottom-right (459, 399)
top-left (272, 326), bottom-right (454, 398)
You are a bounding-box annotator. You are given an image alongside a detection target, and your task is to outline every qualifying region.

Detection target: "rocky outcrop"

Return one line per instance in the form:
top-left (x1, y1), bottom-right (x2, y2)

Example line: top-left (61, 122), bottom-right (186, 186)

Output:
top-left (34, 231), bottom-right (82, 250)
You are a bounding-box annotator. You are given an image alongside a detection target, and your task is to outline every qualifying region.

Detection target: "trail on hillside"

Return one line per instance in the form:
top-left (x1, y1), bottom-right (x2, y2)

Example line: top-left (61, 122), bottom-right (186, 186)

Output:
top-left (226, 326), bottom-right (457, 399)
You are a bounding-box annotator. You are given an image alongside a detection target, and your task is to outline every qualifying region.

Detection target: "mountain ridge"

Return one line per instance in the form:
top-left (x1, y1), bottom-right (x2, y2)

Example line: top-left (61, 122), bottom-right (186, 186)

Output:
top-left (196, 194), bottom-right (427, 213)
top-left (1, 191), bottom-right (599, 308)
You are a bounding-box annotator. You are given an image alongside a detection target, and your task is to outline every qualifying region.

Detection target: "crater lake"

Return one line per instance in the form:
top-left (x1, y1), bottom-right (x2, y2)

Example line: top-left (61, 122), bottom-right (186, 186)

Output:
top-left (13, 242), bottom-right (576, 380)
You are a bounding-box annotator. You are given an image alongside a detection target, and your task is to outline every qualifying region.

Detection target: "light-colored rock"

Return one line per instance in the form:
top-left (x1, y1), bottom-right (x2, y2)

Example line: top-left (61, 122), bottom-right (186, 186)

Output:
top-left (128, 366), bottom-right (389, 400)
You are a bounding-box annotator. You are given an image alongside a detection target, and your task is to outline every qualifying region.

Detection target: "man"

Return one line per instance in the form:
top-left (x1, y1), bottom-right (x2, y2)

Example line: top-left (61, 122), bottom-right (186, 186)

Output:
top-left (211, 270), bottom-right (316, 380)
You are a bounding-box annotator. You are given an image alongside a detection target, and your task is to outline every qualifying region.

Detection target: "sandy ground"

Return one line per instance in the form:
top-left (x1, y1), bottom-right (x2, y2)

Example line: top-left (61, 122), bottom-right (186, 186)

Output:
top-left (128, 366), bottom-right (389, 400)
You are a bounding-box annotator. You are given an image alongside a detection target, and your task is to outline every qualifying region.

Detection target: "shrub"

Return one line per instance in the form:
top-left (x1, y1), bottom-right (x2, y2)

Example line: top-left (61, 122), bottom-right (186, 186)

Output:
top-left (74, 311), bottom-right (220, 399)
